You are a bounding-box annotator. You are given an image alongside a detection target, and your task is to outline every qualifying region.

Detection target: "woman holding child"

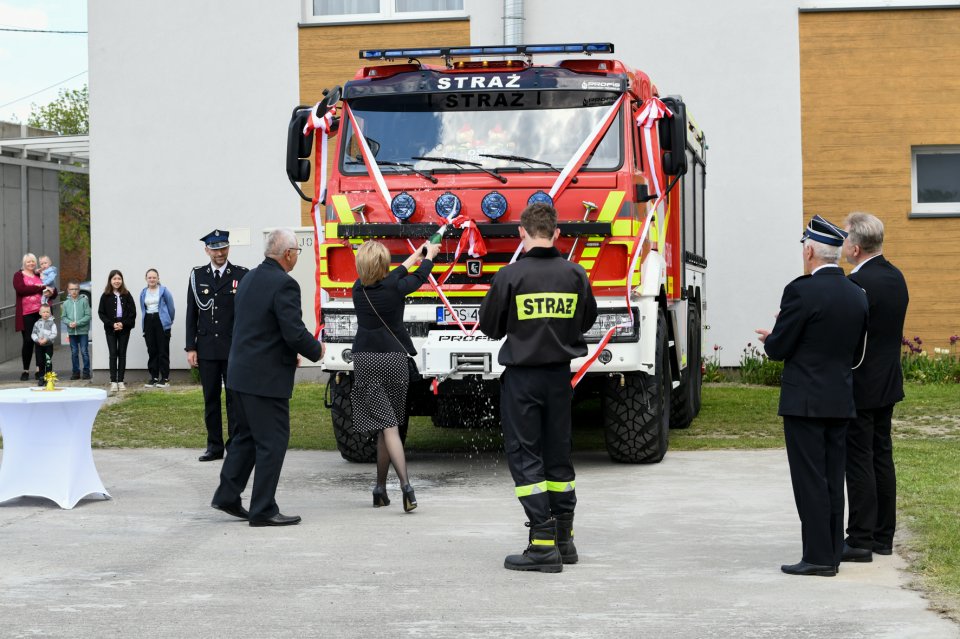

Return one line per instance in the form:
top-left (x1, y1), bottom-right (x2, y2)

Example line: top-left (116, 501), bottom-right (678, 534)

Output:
top-left (12, 253), bottom-right (56, 382)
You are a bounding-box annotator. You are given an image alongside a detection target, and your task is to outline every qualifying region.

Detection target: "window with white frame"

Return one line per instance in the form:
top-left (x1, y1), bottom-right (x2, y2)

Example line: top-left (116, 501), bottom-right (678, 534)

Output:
top-left (305, 0), bottom-right (465, 23)
top-left (912, 146), bottom-right (960, 217)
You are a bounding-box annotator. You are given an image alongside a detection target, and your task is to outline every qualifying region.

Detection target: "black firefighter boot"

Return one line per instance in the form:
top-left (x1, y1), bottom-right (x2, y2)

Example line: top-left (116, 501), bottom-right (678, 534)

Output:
top-left (504, 519), bottom-right (563, 573)
top-left (555, 512), bottom-right (578, 564)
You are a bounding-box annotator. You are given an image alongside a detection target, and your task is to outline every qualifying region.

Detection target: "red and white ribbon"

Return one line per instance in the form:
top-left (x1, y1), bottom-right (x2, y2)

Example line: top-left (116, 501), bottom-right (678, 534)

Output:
top-left (635, 95), bottom-right (672, 239)
top-left (549, 94), bottom-right (626, 201)
top-left (572, 96), bottom-right (673, 388)
top-left (303, 101), bottom-right (337, 206)
top-left (405, 239), bottom-right (476, 335)
top-left (570, 194), bottom-right (664, 388)
top-left (303, 101), bottom-right (337, 335)
top-left (343, 103), bottom-right (392, 212)
top-left (509, 94), bottom-right (627, 265)
top-left (436, 215), bottom-right (488, 286)
top-left (342, 101), bottom-right (482, 337)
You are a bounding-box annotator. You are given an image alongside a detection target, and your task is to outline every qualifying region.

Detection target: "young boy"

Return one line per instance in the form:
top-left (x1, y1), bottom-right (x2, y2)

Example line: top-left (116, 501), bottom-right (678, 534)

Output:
top-left (62, 281), bottom-right (92, 380)
top-left (31, 303), bottom-right (58, 385)
top-left (38, 255), bottom-right (58, 303)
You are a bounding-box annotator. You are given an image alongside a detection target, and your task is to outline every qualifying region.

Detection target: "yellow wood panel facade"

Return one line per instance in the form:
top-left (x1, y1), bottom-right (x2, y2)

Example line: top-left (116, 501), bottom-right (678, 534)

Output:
top-left (800, 9), bottom-right (960, 350)
top-left (297, 20), bottom-right (470, 225)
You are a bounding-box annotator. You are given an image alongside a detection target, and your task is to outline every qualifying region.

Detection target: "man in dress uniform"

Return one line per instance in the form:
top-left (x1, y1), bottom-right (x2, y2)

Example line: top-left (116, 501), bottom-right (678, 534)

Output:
top-left (840, 212), bottom-right (909, 563)
top-left (756, 215), bottom-right (868, 577)
top-left (186, 229), bottom-right (248, 462)
top-left (478, 203), bottom-right (597, 573)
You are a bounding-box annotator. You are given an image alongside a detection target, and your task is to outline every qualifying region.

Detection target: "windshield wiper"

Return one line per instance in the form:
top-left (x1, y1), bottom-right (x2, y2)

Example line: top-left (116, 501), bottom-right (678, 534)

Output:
top-left (478, 153), bottom-right (577, 183)
top-left (411, 156), bottom-right (507, 184)
top-left (346, 159), bottom-right (438, 184)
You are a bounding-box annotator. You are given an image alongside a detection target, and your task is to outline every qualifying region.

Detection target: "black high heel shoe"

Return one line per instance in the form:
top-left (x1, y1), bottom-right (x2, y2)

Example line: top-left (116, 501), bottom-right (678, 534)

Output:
top-left (372, 485), bottom-right (390, 507)
top-left (401, 484), bottom-right (417, 512)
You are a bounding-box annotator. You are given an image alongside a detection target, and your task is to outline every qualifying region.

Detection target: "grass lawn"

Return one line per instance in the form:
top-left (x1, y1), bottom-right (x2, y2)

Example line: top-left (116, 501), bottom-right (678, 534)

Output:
top-left (12, 381), bottom-right (960, 613)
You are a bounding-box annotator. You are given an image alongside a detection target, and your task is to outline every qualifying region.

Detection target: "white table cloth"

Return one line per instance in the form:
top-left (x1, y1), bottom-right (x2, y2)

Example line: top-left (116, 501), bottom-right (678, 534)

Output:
top-left (0, 387), bottom-right (110, 509)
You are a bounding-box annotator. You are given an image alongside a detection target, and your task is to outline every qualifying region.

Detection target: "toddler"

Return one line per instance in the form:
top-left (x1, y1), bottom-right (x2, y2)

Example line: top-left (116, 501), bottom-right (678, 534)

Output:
top-left (31, 304), bottom-right (58, 385)
top-left (38, 255), bottom-right (58, 302)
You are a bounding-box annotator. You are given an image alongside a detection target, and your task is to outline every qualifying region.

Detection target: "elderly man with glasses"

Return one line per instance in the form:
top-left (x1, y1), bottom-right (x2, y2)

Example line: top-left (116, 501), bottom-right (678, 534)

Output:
top-left (211, 228), bottom-right (324, 527)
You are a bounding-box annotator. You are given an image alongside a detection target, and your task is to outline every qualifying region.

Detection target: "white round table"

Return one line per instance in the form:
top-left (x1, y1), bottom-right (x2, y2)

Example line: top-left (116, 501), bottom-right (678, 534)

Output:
top-left (0, 387), bottom-right (110, 509)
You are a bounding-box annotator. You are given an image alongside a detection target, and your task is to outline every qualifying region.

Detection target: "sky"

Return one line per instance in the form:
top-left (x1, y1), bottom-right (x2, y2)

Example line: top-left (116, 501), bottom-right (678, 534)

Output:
top-left (0, 0), bottom-right (88, 125)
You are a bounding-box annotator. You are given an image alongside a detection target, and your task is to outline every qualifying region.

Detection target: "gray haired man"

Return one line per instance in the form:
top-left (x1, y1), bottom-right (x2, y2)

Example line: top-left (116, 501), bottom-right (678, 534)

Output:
top-left (839, 212), bottom-right (909, 562)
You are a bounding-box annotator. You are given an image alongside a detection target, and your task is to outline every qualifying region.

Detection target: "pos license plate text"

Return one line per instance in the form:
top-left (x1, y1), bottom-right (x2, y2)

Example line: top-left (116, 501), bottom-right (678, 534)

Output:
top-left (437, 306), bottom-right (480, 325)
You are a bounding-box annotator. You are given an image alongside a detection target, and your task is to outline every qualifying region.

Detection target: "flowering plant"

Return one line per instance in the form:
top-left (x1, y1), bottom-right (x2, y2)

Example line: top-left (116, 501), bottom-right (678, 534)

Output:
top-left (739, 343), bottom-right (783, 386)
top-left (703, 344), bottom-right (725, 382)
top-left (901, 335), bottom-right (960, 384)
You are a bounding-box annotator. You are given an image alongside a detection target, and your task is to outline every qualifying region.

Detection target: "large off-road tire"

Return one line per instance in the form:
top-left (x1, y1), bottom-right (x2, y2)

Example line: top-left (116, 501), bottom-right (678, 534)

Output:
top-left (329, 372), bottom-right (408, 463)
top-left (431, 394), bottom-right (500, 429)
top-left (670, 304), bottom-right (703, 429)
top-left (601, 310), bottom-right (670, 463)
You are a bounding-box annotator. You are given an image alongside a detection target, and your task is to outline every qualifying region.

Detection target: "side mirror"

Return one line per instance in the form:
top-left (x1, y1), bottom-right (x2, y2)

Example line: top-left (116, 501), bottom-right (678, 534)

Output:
top-left (324, 85), bottom-right (343, 107)
top-left (657, 96), bottom-right (688, 177)
top-left (286, 106), bottom-right (314, 184)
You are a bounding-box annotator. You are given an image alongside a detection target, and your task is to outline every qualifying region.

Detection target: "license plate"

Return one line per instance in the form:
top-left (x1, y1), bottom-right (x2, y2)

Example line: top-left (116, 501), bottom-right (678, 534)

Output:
top-left (437, 306), bottom-right (480, 325)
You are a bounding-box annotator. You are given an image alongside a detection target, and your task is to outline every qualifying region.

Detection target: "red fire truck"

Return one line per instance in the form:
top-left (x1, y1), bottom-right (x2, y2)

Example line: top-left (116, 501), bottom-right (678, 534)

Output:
top-left (286, 43), bottom-right (706, 464)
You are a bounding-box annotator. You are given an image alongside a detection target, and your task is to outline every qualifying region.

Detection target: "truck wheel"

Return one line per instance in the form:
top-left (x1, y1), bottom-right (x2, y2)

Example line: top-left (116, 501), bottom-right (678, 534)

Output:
top-left (432, 395), bottom-right (500, 429)
top-left (602, 310), bottom-right (670, 463)
top-left (670, 305), bottom-right (703, 429)
top-left (329, 372), bottom-right (377, 463)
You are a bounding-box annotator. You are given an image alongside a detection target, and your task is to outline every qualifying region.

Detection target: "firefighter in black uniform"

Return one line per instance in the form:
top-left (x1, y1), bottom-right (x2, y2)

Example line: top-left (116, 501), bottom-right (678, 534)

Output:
top-left (479, 203), bottom-right (598, 573)
top-left (186, 229), bottom-right (249, 462)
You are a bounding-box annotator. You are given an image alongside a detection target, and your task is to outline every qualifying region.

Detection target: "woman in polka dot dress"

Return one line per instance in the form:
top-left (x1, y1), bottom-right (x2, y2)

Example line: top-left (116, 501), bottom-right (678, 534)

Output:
top-left (352, 239), bottom-right (440, 512)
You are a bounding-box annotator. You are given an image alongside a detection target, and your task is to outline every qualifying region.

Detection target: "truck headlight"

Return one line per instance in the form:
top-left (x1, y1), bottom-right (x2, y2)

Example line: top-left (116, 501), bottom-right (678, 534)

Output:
top-left (323, 313), bottom-right (359, 342)
top-left (584, 311), bottom-right (637, 343)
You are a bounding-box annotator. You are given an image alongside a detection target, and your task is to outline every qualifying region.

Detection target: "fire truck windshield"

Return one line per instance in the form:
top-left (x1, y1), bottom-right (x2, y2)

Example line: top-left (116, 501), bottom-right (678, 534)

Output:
top-left (341, 93), bottom-right (623, 176)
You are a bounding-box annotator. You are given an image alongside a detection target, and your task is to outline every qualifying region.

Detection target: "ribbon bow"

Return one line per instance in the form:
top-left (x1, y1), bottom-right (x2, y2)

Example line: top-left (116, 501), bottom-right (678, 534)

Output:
top-left (436, 214), bottom-right (488, 286)
top-left (635, 96), bottom-right (672, 129)
top-left (303, 101), bottom-right (337, 206)
top-left (635, 97), bottom-right (673, 199)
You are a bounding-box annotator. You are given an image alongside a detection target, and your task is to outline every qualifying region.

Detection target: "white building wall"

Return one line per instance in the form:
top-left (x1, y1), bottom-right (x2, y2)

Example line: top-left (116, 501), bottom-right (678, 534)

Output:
top-left (89, 0), bottom-right (302, 372)
top-left (468, 0), bottom-right (804, 365)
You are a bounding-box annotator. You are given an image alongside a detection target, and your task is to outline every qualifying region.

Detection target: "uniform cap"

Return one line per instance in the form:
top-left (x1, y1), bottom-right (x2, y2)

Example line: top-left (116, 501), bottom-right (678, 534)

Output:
top-left (801, 215), bottom-right (847, 247)
top-left (201, 229), bottom-right (230, 249)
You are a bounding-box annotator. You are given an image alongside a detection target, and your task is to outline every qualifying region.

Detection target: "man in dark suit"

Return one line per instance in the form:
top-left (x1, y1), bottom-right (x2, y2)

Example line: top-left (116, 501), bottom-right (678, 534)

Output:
top-left (211, 229), bottom-right (324, 527)
top-left (757, 215), bottom-right (868, 577)
top-left (186, 230), bottom-right (249, 462)
top-left (840, 212), bottom-right (909, 563)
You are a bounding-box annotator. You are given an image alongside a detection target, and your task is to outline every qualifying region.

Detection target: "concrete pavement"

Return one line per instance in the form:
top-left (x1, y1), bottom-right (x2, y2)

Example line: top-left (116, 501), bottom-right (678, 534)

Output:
top-left (1, 449), bottom-right (957, 638)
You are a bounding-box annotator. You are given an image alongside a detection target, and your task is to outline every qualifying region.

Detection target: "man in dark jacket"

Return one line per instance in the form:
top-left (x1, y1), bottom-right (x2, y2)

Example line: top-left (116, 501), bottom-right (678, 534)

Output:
top-left (211, 229), bottom-right (324, 527)
top-left (840, 212), bottom-right (909, 563)
top-left (757, 215), bottom-right (868, 577)
top-left (479, 203), bottom-right (597, 573)
top-left (186, 229), bottom-right (249, 462)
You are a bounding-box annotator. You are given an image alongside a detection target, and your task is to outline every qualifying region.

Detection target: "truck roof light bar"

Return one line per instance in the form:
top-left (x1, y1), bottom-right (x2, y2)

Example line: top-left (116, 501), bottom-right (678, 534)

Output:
top-left (359, 43), bottom-right (614, 64)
